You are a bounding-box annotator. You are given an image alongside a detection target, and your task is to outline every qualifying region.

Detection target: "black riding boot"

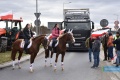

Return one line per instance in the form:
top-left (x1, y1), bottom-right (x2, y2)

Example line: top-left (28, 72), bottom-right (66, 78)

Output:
top-left (24, 39), bottom-right (29, 54)
top-left (52, 39), bottom-right (57, 53)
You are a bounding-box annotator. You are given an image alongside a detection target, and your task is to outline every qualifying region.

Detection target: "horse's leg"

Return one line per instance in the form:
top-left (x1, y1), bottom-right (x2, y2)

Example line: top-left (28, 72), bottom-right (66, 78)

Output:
top-left (45, 49), bottom-right (49, 67)
top-left (17, 50), bottom-right (23, 69)
top-left (61, 52), bottom-right (65, 71)
top-left (54, 53), bottom-right (59, 71)
top-left (11, 50), bottom-right (17, 70)
top-left (50, 51), bottom-right (53, 67)
top-left (30, 53), bottom-right (37, 72)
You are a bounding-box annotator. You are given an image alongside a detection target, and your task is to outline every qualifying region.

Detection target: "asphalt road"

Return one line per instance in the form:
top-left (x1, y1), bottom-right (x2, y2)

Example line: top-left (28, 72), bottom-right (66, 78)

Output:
top-left (0, 51), bottom-right (113, 80)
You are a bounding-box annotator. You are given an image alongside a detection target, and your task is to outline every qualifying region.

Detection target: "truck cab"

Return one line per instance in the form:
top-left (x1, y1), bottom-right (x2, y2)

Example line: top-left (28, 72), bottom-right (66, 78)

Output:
top-left (62, 9), bottom-right (94, 50)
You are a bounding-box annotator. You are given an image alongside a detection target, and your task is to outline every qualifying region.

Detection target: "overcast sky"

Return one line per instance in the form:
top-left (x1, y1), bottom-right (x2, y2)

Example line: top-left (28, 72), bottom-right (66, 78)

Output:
top-left (0, 0), bottom-right (120, 29)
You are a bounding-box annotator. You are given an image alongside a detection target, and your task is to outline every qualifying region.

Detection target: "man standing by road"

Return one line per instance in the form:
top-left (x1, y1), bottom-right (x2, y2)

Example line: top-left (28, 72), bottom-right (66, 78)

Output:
top-left (113, 33), bottom-right (120, 67)
top-left (107, 33), bottom-right (114, 62)
top-left (85, 36), bottom-right (94, 62)
top-left (113, 32), bottom-right (120, 64)
top-left (91, 36), bottom-right (101, 68)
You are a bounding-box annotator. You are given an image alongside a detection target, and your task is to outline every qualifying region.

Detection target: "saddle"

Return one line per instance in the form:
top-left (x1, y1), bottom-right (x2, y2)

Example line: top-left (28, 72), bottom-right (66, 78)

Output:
top-left (20, 39), bottom-right (33, 54)
top-left (24, 40), bottom-right (30, 49)
top-left (47, 39), bottom-right (58, 53)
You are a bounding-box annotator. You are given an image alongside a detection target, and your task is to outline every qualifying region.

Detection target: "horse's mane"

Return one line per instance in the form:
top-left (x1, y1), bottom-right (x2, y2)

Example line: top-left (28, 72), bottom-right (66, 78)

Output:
top-left (33, 34), bottom-right (46, 41)
top-left (59, 33), bottom-right (68, 40)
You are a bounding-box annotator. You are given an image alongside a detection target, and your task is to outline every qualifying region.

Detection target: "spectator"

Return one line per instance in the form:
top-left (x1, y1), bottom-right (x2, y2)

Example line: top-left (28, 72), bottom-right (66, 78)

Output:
top-left (18, 29), bottom-right (24, 39)
top-left (113, 32), bottom-right (120, 64)
top-left (91, 36), bottom-right (101, 68)
top-left (107, 33), bottom-right (114, 62)
top-left (85, 36), bottom-right (94, 62)
top-left (113, 34), bottom-right (120, 67)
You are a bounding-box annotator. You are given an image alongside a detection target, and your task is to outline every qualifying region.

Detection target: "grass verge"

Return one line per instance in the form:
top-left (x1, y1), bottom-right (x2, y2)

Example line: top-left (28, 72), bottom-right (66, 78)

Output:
top-left (0, 46), bottom-right (43, 64)
top-left (0, 51), bottom-right (27, 64)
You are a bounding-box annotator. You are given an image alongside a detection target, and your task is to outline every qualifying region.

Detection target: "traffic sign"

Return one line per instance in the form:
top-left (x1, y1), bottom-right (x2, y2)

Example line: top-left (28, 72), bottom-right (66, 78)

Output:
top-left (100, 19), bottom-right (109, 27)
top-left (34, 13), bottom-right (41, 18)
top-left (34, 19), bottom-right (41, 26)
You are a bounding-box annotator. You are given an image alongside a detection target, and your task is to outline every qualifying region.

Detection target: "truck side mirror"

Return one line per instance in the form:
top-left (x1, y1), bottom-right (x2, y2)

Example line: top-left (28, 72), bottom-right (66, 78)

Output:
top-left (92, 22), bottom-right (94, 29)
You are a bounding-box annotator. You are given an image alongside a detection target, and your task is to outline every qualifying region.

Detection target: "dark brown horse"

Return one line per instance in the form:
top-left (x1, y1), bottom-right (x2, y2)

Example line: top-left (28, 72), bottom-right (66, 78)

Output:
top-left (44, 30), bottom-right (75, 71)
top-left (11, 34), bottom-right (47, 72)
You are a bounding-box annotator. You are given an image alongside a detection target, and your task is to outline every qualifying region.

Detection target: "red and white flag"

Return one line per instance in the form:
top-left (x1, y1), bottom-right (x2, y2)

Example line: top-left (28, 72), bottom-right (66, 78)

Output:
top-left (0, 11), bottom-right (13, 20)
top-left (91, 29), bottom-right (109, 37)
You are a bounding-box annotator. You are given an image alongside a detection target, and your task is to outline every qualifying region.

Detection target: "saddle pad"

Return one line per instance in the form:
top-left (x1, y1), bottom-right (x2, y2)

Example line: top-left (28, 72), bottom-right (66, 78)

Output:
top-left (49, 40), bottom-right (59, 47)
top-left (20, 39), bottom-right (32, 48)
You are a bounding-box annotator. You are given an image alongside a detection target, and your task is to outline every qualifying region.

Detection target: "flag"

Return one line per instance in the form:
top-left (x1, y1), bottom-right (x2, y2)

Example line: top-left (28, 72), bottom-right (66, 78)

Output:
top-left (91, 29), bottom-right (109, 37)
top-left (0, 11), bottom-right (13, 20)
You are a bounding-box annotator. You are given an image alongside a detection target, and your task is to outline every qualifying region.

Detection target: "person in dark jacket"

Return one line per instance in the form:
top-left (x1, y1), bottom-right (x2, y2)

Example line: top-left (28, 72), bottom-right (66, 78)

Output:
top-left (113, 36), bottom-right (120, 67)
top-left (91, 36), bottom-right (101, 68)
top-left (18, 29), bottom-right (25, 39)
top-left (113, 32), bottom-right (120, 64)
top-left (23, 23), bottom-right (34, 53)
top-left (10, 27), bottom-right (19, 42)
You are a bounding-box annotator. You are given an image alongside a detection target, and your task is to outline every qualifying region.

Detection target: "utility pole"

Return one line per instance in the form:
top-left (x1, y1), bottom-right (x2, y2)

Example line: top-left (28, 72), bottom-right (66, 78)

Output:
top-left (34, 0), bottom-right (41, 35)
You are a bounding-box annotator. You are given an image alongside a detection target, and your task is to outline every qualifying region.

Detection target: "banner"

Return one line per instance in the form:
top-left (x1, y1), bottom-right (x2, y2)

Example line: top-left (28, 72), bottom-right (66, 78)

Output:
top-left (91, 29), bottom-right (109, 37)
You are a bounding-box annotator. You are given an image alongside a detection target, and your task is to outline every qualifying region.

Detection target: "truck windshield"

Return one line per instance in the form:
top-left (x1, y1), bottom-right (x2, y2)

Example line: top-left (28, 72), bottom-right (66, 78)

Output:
top-left (65, 22), bottom-right (91, 30)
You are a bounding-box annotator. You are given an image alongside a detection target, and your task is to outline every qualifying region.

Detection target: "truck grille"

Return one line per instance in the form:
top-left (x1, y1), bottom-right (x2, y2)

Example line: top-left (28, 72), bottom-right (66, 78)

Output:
top-left (73, 34), bottom-right (81, 37)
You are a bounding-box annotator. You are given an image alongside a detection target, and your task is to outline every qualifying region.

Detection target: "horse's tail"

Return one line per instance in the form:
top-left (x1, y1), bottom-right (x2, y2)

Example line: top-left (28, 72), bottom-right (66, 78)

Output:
top-left (11, 39), bottom-right (21, 61)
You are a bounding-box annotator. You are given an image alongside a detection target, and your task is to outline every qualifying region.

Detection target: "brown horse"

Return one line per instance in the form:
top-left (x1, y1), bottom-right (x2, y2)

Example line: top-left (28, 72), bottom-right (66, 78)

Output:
top-left (11, 34), bottom-right (47, 72)
top-left (44, 30), bottom-right (75, 71)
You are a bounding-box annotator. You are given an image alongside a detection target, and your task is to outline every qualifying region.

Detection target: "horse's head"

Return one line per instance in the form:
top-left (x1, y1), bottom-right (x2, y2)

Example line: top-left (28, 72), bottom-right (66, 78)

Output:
top-left (32, 34), bottom-right (48, 49)
top-left (66, 29), bottom-right (75, 43)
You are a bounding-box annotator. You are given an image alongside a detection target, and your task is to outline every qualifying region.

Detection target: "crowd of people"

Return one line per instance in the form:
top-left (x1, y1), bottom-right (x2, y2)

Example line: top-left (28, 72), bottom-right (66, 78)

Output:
top-left (85, 31), bottom-right (120, 68)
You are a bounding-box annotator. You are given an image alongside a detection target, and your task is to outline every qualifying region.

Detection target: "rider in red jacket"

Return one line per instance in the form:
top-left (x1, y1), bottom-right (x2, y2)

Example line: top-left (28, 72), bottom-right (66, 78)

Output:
top-left (52, 24), bottom-right (60, 39)
top-left (51, 24), bottom-right (60, 48)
